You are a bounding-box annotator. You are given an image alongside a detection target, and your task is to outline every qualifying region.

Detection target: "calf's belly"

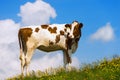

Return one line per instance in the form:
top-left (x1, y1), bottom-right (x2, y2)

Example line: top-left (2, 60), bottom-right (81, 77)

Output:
top-left (37, 45), bottom-right (62, 52)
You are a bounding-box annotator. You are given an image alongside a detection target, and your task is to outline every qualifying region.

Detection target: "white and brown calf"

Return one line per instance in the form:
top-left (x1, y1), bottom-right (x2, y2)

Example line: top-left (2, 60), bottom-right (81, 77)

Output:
top-left (18, 21), bottom-right (83, 76)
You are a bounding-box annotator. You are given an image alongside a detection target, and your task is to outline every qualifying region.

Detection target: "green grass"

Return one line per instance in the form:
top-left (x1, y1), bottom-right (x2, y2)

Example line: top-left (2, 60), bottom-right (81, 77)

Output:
top-left (8, 56), bottom-right (120, 80)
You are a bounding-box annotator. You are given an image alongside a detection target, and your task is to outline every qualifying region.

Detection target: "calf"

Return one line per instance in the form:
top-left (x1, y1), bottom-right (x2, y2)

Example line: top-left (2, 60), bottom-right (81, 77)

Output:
top-left (18, 21), bottom-right (83, 76)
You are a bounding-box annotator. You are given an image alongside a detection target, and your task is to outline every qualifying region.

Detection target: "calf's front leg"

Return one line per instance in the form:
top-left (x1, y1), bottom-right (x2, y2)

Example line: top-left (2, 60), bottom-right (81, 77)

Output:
top-left (63, 50), bottom-right (72, 69)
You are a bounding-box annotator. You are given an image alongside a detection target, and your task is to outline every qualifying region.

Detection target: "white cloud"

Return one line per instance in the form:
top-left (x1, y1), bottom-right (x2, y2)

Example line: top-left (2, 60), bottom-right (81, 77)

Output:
top-left (18, 0), bottom-right (57, 26)
top-left (0, 19), bottom-right (20, 44)
top-left (0, 19), bottom-right (20, 79)
top-left (90, 23), bottom-right (115, 42)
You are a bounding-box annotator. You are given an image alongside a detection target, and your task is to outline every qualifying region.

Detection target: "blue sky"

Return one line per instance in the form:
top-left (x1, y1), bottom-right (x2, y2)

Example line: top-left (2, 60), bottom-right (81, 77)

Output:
top-left (0, 0), bottom-right (120, 79)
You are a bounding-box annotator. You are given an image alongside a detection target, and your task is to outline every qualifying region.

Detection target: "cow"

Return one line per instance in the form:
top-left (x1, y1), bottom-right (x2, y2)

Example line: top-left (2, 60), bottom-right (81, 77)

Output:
top-left (18, 21), bottom-right (83, 76)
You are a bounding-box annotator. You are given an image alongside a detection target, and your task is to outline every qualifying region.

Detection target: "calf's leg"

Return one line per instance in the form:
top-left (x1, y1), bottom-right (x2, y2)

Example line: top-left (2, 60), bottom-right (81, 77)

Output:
top-left (63, 50), bottom-right (72, 69)
top-left (63, 51), bottom-right (67, 68)
top-left (19, 49), bottom-right (25, 76)
top-left (25, 48), bottom-right (34, 76)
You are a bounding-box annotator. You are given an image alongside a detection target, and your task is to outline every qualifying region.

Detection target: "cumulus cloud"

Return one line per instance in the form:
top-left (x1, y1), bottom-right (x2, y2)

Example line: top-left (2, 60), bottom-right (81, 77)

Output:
top-left (0, 19), bottom-right (20, 79)
top-left (0, 19), bottom-right (20, 44)
top-left (18, 0), bottom-right (57, 25)
top-left (90, 23), bottom-right (115, 42)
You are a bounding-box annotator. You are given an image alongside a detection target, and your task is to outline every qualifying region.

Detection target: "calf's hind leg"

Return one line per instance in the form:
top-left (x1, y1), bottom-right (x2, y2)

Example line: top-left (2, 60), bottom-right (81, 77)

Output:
top-left (19, 49), bottom-right (26, 76)
top-left (25, 47), bottom-right (35, 76)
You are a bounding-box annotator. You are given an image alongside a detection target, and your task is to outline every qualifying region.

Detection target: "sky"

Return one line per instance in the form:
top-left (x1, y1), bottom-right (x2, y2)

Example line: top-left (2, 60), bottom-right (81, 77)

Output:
top-left (0, 0), bottom-right (120, 79)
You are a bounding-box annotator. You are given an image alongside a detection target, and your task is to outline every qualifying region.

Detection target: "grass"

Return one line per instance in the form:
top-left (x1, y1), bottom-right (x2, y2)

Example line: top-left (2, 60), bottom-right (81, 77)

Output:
top-left (7, 56), bottom-right (120, 80)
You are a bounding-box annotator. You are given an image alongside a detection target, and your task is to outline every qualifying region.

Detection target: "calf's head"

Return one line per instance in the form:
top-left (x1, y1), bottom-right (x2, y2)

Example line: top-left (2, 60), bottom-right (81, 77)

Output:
top-left (68, 21), bottom-right (83, 40)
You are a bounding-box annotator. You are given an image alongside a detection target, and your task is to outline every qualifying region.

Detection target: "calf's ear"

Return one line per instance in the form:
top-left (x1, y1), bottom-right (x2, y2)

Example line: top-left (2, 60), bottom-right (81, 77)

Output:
top-left (79, 23), bottom-right (83, 28)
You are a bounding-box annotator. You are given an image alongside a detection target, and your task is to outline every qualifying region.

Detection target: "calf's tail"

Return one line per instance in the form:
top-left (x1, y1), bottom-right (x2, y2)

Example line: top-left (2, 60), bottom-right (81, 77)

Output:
top-left (18, 29), bottom-right (27, 55)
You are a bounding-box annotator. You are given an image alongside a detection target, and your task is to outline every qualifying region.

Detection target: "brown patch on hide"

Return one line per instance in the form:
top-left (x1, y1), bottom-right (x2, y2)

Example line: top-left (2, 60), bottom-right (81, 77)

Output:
top-left (48, 27), bottom-right (57, 33)
top-left (41, 25), bottom-right (49, 29)
top-left (73, 24), bottom-right (81, 38)
top-left (66, 38), bottom-right (73, 49)
top-left (73, 22), bottom-right (83, 38)
top-left (55, 35), bottom-right (60, 43)
top-left (60, 30), bottom-right (64, 35)
top-left (19, 28), bottom-right (33, 42)
top-left (35, 27), bottom-right (39, 32)
top-left (65, 24), bottom-right (71, 30)
top-left (18, 28), bottom-right (33, 54)
top-left (64, 28), bottom-right (67, 32)
top-left (65, 33), bottom-right (73, 49)
top-left (65, 51), bottom-right (72, 63)
top-left (49, 41), bottom-right (54, 45)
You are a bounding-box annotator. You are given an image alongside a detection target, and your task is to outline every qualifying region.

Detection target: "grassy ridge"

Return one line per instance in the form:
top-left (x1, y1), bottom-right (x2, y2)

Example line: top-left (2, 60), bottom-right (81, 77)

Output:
top-left (8, 56), bottom-right (120, 80)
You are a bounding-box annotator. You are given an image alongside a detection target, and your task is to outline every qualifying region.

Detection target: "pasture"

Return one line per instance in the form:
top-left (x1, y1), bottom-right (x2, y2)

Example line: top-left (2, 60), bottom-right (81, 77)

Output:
top-left (8, 56), bottom-right (120, 80)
